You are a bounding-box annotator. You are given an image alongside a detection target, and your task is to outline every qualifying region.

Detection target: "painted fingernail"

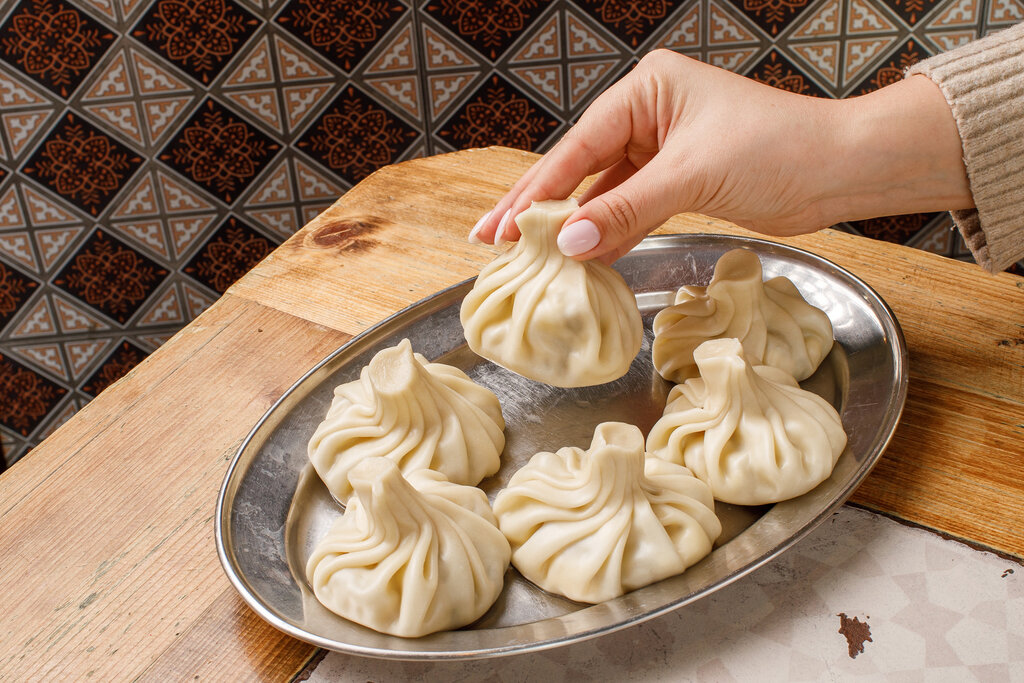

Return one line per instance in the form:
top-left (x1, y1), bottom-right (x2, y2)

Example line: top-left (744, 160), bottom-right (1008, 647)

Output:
top-left (494, 208), bottom-right (512, 246)
top-left (557, 219), bottom-right (601, 256)
top-left (468, 210), bottom-right (492, 244)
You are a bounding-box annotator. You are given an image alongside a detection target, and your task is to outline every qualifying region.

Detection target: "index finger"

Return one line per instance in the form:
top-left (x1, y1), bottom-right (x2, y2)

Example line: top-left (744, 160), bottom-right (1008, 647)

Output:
top-left (470, 79), bottom-right (639, 244)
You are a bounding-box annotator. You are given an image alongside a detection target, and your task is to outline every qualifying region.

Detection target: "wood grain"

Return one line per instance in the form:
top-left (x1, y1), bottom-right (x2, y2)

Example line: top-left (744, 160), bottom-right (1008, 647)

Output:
top-left (0, 296), bottom-right (337, 679)
top-left (0, 147), bottom-right (1020, 680)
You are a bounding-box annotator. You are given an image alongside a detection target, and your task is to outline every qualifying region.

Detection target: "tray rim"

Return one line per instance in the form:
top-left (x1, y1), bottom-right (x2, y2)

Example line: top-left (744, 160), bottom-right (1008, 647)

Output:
top-left (215, 233), bottom-right (909, 660)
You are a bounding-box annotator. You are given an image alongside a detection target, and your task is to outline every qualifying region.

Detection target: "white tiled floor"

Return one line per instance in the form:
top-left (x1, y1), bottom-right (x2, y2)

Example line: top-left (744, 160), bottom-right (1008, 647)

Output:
top-left (306, 506), bottom-right (1023, 682)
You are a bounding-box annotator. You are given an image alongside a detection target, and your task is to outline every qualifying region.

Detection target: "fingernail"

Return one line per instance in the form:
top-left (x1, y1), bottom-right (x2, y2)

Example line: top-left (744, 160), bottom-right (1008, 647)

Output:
top-left (557, 219), bottom-right (601, 256)
top-left (494, 208), bottom-right (512, 246)
top-left (468, 210), bottom-right (492, 244)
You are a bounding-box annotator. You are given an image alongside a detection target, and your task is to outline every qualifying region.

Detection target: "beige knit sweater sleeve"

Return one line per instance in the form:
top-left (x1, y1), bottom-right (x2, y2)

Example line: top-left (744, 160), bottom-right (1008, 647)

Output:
top-left (905, 23), bottom-right (1024, 273)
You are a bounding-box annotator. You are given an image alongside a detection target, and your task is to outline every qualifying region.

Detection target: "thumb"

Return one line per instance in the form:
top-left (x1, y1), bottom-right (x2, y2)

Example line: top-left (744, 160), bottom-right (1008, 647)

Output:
top-left (556, 157), bottom-right (684, 262)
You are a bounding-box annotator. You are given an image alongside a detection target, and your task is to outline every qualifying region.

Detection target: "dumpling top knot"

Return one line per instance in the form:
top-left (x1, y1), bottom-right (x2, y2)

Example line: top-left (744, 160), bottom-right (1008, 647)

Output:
top-left (308, 339), bottom-right (505, 503)
top-left (652, 248), bottom-right (834, 383)
top-left (460, 199), bottom-right (643, 388)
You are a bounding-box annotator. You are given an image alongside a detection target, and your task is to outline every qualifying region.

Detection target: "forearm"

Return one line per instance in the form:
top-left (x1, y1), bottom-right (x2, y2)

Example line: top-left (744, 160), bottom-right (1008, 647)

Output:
top-left (811, 75), bottom-right (974, 227)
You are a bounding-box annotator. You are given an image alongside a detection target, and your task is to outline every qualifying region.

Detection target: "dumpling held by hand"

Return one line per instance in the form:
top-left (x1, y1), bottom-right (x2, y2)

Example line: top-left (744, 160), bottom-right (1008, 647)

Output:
top-left (460, 199), bottom-right (642, 387)
top-left (647, 338), bottom-right (847, 505)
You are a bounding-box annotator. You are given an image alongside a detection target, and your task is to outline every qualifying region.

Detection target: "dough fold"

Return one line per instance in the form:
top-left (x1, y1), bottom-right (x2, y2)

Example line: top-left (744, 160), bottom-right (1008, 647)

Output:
top-left (308, 339), bottom-right (505, 502)
top-left (460, 199), bottom-right (643, 387)
top-left (306, 457), bottom-right (511, 638)
top-left (647, 338), bottom-right (847, 505)
top-left (652, 248), bottom-right (833, 383)
top-left (492, 422), bottom-right (721, 603)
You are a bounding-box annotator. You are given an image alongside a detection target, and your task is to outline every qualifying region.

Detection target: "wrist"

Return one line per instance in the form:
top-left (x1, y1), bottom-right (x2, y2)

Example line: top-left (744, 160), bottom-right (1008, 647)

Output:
top-left (812, 75), bottom-right (974, 227)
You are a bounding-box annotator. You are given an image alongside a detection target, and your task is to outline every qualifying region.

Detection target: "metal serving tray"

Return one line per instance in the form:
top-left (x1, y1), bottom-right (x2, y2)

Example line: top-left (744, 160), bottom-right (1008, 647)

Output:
top-left (215, 234), bottom-right (908, 660)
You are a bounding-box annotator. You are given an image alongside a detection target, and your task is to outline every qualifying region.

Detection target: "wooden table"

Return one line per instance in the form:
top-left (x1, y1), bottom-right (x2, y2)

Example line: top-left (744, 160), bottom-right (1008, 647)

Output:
top-left (1, 147), bottom-right (1021, 680)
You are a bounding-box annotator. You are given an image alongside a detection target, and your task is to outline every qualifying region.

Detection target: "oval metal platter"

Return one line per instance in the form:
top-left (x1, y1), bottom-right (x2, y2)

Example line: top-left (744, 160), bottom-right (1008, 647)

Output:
top-left (215, 234), bottom-right (908, 660)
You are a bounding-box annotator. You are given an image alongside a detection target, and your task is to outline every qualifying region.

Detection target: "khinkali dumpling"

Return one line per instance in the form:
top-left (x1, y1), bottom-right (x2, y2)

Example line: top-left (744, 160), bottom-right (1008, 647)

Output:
top-left (306, 458), bottom-right (511, 637)
top-left (308, 339), bottom-right (505, 502)
top-left (492, 422), bottom-right (721, 603)
top-left (647, 338), bottom-right (847, 505)
top-left (652, 248), bottom-right (834, 383)
top-left (460, 199), bottom-right (643, 388)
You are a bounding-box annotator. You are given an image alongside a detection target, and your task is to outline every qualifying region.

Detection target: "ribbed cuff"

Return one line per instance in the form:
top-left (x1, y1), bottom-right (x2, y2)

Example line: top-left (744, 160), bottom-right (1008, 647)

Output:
top-left (906, 23), bottom-right (1024, 273)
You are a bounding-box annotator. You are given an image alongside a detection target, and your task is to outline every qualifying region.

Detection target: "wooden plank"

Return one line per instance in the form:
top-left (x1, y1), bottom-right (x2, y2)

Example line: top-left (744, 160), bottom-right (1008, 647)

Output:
top-left (0, 295), bottom-right (338, 680)
top-left (135, 589), bottom-right (317, 682)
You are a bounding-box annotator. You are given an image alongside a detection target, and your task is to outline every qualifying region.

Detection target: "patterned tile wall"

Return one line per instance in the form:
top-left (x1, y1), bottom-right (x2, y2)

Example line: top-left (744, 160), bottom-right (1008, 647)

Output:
top-left (0, 0), bottom-right (1020, 469)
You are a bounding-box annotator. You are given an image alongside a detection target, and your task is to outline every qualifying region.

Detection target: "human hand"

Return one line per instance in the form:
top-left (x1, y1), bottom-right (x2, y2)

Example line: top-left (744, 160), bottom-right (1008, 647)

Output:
top-left (468, 50), bottom-right (972, 263)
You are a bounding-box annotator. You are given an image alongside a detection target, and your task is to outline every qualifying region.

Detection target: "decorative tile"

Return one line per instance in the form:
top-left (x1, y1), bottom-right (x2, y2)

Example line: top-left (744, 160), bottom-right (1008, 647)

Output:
top-left (709, 0), bottom-right (763, 45)
top-left (222, 34), bottom-right (275, 87)
top-left (791, 40), bottom-right (841, 86)
top-left (8, 295), bottom-right (57, 338)
top-left (421, 23), bottom-right (479, 69)
top-left (570, 0), bottom-right (681, 48)
top-left (51, 291), bottom-right (111, 333)
top-left (0, 231), bottom-right (40, 273)
top-left (842, 35), bottom-right (900, 86)
top-left (924, 28), bottom-right (978, 51)
top-left (790, 0), bottom-right (842, 38)
top-left (34, 225), bottom-right (86, 271)
top-left (0, 186), bottom-right (27, 230)
top-left (0, 64), bottom-right (50, 108)
top-left (426, 71), bottom-right (478, 119)
top-left (81, 50), bottom-right (135, 102)
top-left (0, 0), bottom-right (116, 98)
top-left (746, 49), bottom-right (828, 97)
top-left (159, 98), bottom-right (280, 204)
top-left (53, 228), bottom-right (168, 325)
top-left (846, 0), bottom-right (900, 34)
top-left (82, 101), bottom-right (146, 146)
top-left (168, 213), bottom-right (217, 258)
top-left (10, 341), bottom-right (69, 381)
top-left (706, 46), bottom-right (761, 71)
top-left (365, 75), bottom-right (422, 119)
top-left (510, 64), bottom-right (564, 111)
top-left (21, 185), bottom-right (80, 226)
top-left (22, 113), bottom-right (143, 216)
top-left (155, 169), bottom-right (217, 213)
top-left (81, 339), bottom-right (148, 396)
top-left (276, 0), bottom-right (405, 72)
top-left (509, 12), bottom-right (561, 63)
top-left (424, 0), bottom-right (548, 61)
top-left (926, 0), bottom-right (980, 28)
top-left (0, 352), bottom-right (67, 436)
top-left (848, 38), bottom-right (932, 95)
top-left (437, 74), bottom-right (559, 151)
top-left (131, 0), bottom-right (260, 84)
top-left (296, 85), bottom-right (418, 185)
top-left (847, 212), bottom-right (945, 243)
top-left (0, 260), bottom-right (39, 330)
top-left (727, 0), bottom-right (815, 36)
top-left (364, 23), bottom-right (417, 74)
top-left (880, 0), bottom-right (944, 25)
top-left (987, 0), bottom-right (1024, 24)
top-left (224, 88), bottom-right (284, 133)
top-left (564, 9), bottom-right (622, 58)
top-left (182, 215), bottom-right (272, 293)
top-left (64, 337), bottom-right (112, 378)
top-left (2, 108), bottom-right (57, 159)
top-left (567, 60), bottom-right (618, 108)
